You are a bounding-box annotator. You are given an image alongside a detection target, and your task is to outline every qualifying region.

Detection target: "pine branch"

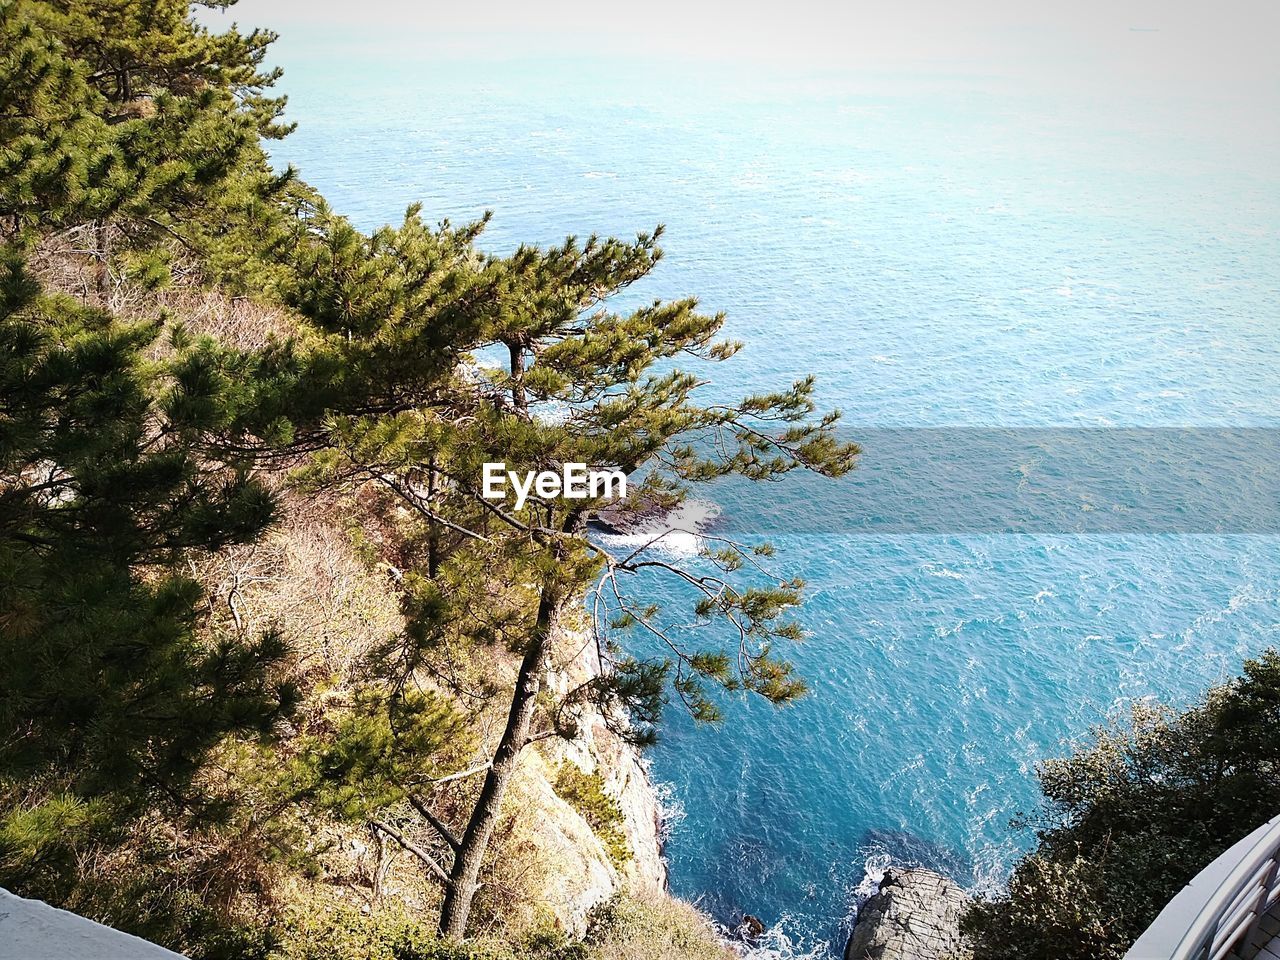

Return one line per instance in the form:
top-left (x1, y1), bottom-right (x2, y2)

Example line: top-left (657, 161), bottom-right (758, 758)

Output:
top-left (369, 818), bottom-right (450, 886)
top-left (406, 794), bottom-right (461, 853)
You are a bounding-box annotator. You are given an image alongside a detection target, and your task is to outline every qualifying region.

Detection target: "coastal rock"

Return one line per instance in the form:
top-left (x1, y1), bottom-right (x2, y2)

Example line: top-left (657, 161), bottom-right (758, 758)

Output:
top-left (507, 750), bottom-right (623, 935)
top-left (738, 914), bottom-right (767, 939)
top-left (578, 717), bottom-right (668, 891)
top-left (845, 868), bottom-right (971, 960)
top-left (503, 624), bottom-right (669, 935)
top-left (591, 495), bottom-right (677, 536)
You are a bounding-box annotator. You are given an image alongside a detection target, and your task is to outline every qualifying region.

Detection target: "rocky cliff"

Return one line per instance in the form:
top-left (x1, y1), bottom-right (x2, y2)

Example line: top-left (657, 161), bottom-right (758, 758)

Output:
top-left (555, 634), bottom-right (666, 890)
top-left (846, 869), bottom-right (971, 960)
top-left (514, 626), bottom-right (668, 934)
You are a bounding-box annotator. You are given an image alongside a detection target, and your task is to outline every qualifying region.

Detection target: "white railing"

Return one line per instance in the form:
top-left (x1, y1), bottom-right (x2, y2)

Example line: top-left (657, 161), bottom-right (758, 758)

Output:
top-left (1126, 814), bottom-right (1280, 960)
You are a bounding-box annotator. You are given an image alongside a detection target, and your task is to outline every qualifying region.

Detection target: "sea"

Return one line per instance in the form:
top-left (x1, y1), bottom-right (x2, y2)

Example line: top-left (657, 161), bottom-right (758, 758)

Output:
top-left (255, 22), bottom-right (1280, 958)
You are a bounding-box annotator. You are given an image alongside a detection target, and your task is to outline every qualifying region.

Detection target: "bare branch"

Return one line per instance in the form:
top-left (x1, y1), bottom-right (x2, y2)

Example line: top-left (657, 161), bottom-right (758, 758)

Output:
top-left (407, 794), bottom-right (461, 852)
top-left (369, 818), bottom-right (450, 886)
top-left (426, 760), bottom-right (492, 786)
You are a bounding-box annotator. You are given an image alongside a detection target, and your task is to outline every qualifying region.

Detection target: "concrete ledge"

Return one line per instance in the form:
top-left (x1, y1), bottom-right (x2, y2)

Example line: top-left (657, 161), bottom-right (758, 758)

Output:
top-left (0, 887), bottom-right (185, 959)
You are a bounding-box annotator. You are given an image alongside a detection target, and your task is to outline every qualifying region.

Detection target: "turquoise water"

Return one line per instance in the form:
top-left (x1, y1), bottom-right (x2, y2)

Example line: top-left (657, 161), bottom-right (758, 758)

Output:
top-left (263, 41), bottom-right (1280, 957)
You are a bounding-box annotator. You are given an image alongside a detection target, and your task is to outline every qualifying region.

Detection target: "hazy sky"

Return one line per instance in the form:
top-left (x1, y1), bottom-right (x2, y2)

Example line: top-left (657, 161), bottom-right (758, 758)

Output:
top-left (209, 0), bottom-right (1280, 94)
top-left (200, 0), bottom-right (1280, 166)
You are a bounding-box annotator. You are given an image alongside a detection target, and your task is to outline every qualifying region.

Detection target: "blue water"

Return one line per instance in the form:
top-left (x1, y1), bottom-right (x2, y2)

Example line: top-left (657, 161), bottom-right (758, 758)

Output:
top-left (258, 35), bottom-right (1280, 958)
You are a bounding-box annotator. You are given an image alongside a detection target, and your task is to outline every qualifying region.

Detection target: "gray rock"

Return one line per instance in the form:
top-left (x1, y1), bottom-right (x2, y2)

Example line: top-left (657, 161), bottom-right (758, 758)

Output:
top-left (591, 496), bottom-right (675, 535)
top-left (846, 868), bottom-right (971, 960)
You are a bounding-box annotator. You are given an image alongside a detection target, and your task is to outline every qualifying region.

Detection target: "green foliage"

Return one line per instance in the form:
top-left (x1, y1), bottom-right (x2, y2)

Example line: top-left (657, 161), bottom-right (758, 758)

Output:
top-left (269, 895), bottom-right (729, 960)
top-left (0, 254), bottom-right (295, 805)
top-left (1, 0), bottom-right (303, 929)
top-left (552, 763), bottom-right (632, 869)
top-left (281, 196), bottom-right (858, 738)
top-left (0, 792), bottom-right (108, 898)
top-left (271, 902), bottom-right (582, 960)
top-left (292, 687), bottom-right (475, 821)
top-left (585, 893), bottom-right (731, 960)
top-left (1, 0), bottom-right (288, 236)
top-left (270, 905), bottom-right (449, 960)
top-left (964, 650), bottom-right (1280, 960)
top-left (0, 787), bottom-right (290, 958)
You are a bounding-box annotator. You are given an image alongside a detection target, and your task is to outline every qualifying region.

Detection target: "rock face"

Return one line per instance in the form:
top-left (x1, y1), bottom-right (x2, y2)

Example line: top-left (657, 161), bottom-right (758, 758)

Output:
top-left (591, 495), bottom-right (675, 535)
top-left (506, 749), bottom-right (630, 935)
top-left (846, 869), bottom-right (971, 960)
top-left (544, 629), bottom-right (668, 892)
top-left (505, 625), bottom-right (668, 935)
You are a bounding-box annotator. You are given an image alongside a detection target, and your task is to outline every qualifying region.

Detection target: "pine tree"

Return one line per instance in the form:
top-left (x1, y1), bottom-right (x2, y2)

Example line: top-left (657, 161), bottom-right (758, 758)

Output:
top-left (0, 0), bottom-right (296, 291)
top-left (4, 1), bottom-right (861, 945)
top-left (0, 247), bottom-right (299, 894)
top-left (0, 0), bottom-right (301, 908)
top-left (278, 208), bottom-right (858, 938)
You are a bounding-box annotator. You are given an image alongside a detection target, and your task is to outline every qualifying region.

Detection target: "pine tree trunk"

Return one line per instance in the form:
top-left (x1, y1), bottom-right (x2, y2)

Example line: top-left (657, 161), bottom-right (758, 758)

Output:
top-left (437, 585), bottom-right (561, 939)
top-left (508, 340), bottom-right (527, 415)
top-left (94, 219), bottom-right (110, 305)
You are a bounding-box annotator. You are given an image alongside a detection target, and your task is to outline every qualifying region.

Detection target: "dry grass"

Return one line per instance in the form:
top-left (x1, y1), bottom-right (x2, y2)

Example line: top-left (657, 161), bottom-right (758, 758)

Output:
top-left (190, 492), bottom-right (404, 685)
top-left (28, 227), bottom-right (296, 349)
top-left (149, 282), bottom-right (295, 348)
top-left (587, 890), bottom-right (735, 960)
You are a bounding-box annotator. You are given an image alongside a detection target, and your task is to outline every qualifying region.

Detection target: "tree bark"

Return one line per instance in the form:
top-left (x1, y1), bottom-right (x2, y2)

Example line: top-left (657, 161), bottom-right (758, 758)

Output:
top-left (94, 219), bottom-right (110, 306)
top-left (508, 340), bottom-right (527, 415)
top-left (437, 583), bottom-right (561, 939)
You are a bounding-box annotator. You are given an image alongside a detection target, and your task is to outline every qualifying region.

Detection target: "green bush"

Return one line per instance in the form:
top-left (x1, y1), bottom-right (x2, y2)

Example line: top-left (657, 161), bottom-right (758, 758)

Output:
top-left (964, 649), bottom-right (1280, 959)
top-left (553, 763), bottom-right (632, 869)
top-left (271, 904), bottom-right (503, 960)
top-left (585, 892), bottom-right (730, 960)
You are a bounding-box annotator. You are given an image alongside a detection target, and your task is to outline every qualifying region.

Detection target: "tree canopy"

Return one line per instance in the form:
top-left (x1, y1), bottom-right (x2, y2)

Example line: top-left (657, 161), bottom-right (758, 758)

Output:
top-left (964, 650), bottom-right (1280, 960)
top-left (1, 0), bottom-right (856, 954)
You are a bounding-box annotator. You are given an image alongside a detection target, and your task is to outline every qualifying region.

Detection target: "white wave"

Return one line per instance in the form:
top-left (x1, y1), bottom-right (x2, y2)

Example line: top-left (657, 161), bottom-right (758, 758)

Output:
top-left (851, 850), bottom-right (893, 903)
top-left (1177, 587), bottom-right (1265, 648)
top-left (653, 779), bottom-right (686, 844)
top-left (968, 842), bottom-right (1015, 899)
top-left (720, 914), bottom-right (830, 960)
top-left (597, 498), bottom-right (721, 558)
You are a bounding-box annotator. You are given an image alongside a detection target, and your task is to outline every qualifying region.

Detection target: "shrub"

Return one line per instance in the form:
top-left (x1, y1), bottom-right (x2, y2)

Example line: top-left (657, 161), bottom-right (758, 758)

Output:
top-left (270, 902), bottom-right (596, 960)
top-left (585, 892), bottom-right (731, 960)
top-left (964, 650), bottom-right (1280, 959)
top-left (552, 764), bottom-right (632, 869)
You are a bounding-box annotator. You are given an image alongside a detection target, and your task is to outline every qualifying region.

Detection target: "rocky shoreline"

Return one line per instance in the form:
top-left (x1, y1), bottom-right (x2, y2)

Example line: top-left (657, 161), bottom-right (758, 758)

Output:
top-left (845, 868), bottom-right (971, 960)
top-left (548, 620), bottom-right (979, 960)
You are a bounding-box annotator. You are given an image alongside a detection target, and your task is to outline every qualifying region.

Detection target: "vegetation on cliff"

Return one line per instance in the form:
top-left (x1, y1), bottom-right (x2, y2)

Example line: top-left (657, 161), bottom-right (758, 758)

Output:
top-left (0, 0), bottom-right (851, 955)
top-left (963, 650), bottom-right (1280, 960)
